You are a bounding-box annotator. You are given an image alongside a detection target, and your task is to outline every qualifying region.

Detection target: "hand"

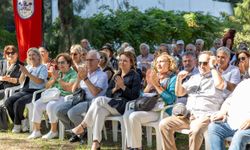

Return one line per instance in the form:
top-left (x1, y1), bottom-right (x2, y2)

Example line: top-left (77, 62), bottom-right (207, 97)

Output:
top-left (78, 66), bottom-right (88, 80)
top-left (115, 76), bottom-right (125, 89)
top-left (177, 70), bottom-right (189, 81)
top-left (1, 75), bottom-right (11, 82)
top-left (51, 69), bottom-right (59, 80)
top-left (150, 71), bottom-right (160, 87)
top-left (239, 61), bottom-right (246, 74)
top-left (209, 56), bottom-right (217, 68)
top-left (19, 64), bottom-right (29, 75)
top-left (239, 119), bottom-right (250, 130)
top-left (210, 112), bottom-right (227, 122)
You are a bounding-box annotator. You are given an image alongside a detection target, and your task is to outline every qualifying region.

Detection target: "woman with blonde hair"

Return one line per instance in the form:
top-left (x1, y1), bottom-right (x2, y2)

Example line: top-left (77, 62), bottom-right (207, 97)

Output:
top-left (124, 53), bottom-right (177, 149)
top-left (5, 47), bottom-right (48, 133)
top-left (70, 44), bottom-right (87, 71)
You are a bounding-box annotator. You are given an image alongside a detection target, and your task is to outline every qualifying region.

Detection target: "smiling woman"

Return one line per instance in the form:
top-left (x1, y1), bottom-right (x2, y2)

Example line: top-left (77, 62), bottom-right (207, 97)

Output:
top-left (0, 45), bottom-right (22, 99)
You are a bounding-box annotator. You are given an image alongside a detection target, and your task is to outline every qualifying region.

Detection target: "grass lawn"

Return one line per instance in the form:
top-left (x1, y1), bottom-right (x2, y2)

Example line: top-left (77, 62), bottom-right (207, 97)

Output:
top-left (0, 128), bottom-right (205, 150)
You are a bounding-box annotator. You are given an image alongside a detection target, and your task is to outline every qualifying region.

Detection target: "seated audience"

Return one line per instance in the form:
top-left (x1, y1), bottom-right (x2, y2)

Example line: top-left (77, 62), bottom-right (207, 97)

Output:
top-left (159, 51), bottom-right (225, 150)
top-left (70, 51), bottom-right (141, 150)
top-left (70, 44), bottom-right (86, 72)
top-left (235, 50), bottom-right (250, 80)
top-left (100, 43), bottom-right (118, 70)
top-left (28, 53), bottom-right (77, 139)
top-left (212, 47), bottom-right (241, 99)
top-left (124, 53), bottom-right (177, 149)
top-left (56, 50), bottom-right (108, 143)
top-left (5, 47), bottom-right (48, 133)
top-left (208, 78), bottom-right (250, 150)
top-left (99, 51), bottom-right (114, 83)
top-left (176, 52), bottom-right (199, 104)
top-left (0, 45), bottom-right (22, 99)
top-left (137, 43), bottom-right (154, 71)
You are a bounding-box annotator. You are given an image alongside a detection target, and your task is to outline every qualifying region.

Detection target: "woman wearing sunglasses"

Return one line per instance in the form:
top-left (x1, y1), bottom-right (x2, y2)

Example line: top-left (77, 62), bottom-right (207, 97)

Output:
top-left (0, 45), bottom-right (22, 99)
top-left (70, 44), bottom-right (87, 72)
top-left (236, 50), bottom-right (250, 80)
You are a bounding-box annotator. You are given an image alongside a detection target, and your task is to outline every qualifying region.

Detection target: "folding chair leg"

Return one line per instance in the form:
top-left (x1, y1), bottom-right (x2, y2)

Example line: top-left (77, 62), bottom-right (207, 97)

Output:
top-left (146, 126), bottom-right (152, 147)
top-left (59, 121), bottom-right (65, 140)
top-left (112, 121), bottom-right (118, 142)
top-left (155, 127), bottom-right (162, 150)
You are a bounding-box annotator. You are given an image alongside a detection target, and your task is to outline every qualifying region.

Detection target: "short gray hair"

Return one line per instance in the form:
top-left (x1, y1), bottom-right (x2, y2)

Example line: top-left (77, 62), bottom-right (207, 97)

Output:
top-left (88, 50), bottom-right (101, 60)
top-left (27, 47), bottom-right (42, 65)
top-left (196, 39), bottom-right (204, 45)
top-left (140, 43), bottom-right (150, 51)
top-left (216, 46), bottom-right (231, 57)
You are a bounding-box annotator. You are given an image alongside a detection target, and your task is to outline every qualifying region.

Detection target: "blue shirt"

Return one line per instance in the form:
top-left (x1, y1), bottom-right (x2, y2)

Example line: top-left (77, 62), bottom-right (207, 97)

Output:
top-left (25, 64), bottom-right (48, 89)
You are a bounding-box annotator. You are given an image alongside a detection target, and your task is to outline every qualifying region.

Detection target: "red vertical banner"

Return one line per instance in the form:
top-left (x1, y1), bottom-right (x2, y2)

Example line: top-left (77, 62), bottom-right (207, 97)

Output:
top-left (13, 0), bottom-right (42, 62)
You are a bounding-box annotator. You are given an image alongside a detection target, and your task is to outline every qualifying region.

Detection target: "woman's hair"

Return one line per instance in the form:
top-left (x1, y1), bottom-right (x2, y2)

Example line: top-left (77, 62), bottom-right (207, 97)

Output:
top-left (27, 47), bottom-right (42, 65)
top-left (235, 50), bottom-right (250, 65)
top-left (216, 46), bottom-right (231, 58)
top-left (70, 44), bottom-right (87, 55)
top-left (3, 45), bottom-right (18, 58)
top-left (154, 53), bottom-right (177, 73)
top-left (55, 53), bottom-right (73, 67)
top-left (119, 51), bottom-right (136, 69)
top-left (222, 29), bottom-right (236, 50)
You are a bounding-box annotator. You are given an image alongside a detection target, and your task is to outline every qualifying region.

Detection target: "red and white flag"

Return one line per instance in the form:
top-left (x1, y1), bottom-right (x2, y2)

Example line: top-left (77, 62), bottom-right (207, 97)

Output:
top-left (13, 0), bottom-right (42, 62)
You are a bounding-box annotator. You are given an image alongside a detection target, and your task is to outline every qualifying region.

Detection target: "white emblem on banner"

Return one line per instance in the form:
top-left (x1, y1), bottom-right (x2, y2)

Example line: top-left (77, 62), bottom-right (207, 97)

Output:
top-left (17, 0), bottom-right (34, 19)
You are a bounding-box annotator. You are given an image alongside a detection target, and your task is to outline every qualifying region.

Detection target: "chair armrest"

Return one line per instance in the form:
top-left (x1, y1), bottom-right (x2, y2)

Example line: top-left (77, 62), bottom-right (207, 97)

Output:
top-left (9, 85), bottom-right (22, 96)
top-left (64, 94), bottom-right (74, 102)
top-left (32, 89), bottom-right (46, 104)
top-left (125, 100), bottom-right (136, 111)
top-left (160, 104), bottom-right (174, 119)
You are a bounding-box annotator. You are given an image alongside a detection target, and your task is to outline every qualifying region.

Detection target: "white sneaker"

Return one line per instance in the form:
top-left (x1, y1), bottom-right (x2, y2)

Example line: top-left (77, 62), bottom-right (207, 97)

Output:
top-left (12, 125), bottom-right (21, 133)
top-left (42, 131), bottom-right (58, 139)
top-left (27, 131), bottom-right (42, 139)
top-left (21, 119), bottom-right (29, 132)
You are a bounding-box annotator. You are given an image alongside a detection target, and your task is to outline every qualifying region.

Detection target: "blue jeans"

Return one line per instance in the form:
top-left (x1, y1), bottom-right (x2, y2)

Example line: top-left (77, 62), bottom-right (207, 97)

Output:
top-left (208, 122), bottom-right (250, 150)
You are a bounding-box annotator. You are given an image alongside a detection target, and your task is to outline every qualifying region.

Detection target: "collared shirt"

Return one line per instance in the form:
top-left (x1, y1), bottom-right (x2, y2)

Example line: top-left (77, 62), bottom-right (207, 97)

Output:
top-left (25, 64), bottom-right (48, 89)
top-left (79, 68), bottom-right (108, 100)
top-left (220, 64), bottom-right (241, 99)
top-left (51, 68), bottom-right (77, 96)
top-left (183, 73), bottom-right (224, 118)
top-left (226, 79), bottom-right (250, 129)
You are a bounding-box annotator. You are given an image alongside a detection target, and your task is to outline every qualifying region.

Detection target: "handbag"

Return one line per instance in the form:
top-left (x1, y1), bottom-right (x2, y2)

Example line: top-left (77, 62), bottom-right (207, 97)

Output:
top-left (0, 105), bottom-right (9, 130)
top-left (134, 96), bottom-right (159, 111)
top-left (71, 88), bottom-right (86, 106)
top-left (41, 87), bottom-right (61, 103)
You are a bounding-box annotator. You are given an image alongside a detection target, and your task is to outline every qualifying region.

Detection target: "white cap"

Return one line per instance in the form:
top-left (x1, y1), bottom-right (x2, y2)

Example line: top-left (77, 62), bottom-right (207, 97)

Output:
top-left (176, 40), bottom-right (184, 45)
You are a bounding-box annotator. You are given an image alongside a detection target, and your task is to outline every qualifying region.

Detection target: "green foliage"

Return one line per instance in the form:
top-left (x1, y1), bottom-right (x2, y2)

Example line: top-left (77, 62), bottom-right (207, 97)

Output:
top-left (44, 7), bottom-right (239, 55)
top-left (0, 29), bottom-right (17, 51)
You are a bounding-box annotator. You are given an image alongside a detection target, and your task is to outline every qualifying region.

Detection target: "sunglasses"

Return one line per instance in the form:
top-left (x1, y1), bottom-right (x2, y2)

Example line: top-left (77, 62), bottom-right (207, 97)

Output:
top-left (57, 61), bottom-right (67, 65)
top-left (6, 51), bottom-right (16, 55)
top-left (198, 61), bottom-right (208, 66)
top-left (70, 53), bottom-right (78, 56)
top-left (239, 57), bottom-right (247, 61)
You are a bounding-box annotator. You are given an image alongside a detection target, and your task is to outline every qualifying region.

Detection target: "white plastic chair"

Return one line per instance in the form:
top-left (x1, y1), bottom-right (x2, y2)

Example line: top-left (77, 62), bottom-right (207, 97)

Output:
top-left (142, 105), bottom-right (174, 150)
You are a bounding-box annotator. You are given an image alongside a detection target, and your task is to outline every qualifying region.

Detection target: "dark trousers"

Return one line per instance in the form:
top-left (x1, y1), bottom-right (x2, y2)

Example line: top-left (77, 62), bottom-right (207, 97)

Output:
top-left (4, 91), bottom-right (37, 125)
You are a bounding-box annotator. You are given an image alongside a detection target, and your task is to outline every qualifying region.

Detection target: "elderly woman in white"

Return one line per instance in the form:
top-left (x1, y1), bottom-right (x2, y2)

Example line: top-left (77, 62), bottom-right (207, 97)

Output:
top-left (28, 53), bottom-right (77, 139)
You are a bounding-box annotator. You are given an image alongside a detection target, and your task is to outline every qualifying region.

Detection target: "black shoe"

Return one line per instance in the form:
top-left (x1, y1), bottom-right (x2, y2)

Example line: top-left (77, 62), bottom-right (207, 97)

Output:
top-left (79, 132), bottom-right (87, 145)
top-left (69, 134), bottom-right (80, 143)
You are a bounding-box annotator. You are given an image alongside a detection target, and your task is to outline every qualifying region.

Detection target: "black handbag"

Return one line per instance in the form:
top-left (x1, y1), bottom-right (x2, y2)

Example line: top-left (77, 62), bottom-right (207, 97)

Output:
top-left (71, 88), bottom-right (86, 106)
top-left (134, 96), bottom-right (159, 111)
top-left (0, 105), bottom-right (9, 130)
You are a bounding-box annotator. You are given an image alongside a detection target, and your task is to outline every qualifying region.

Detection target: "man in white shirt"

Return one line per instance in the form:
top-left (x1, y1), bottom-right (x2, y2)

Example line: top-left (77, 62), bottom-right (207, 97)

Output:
top-left (208, 78), bottom-right (250, 150)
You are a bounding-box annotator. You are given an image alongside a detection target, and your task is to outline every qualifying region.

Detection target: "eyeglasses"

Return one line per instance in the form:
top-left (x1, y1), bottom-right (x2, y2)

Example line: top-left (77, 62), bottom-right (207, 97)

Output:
top-left (239, 57), bottom-right (247, 61)
top-left (70, 53), bottom-right (78, 56)
top-left (198, 61), bottom-right (208, 66)
top-left (6, 51), bottom-right (16, 55)
top-left (57, 61), bottom-right (67, 65)
top-left (157, 60), bottom-right (168, 64)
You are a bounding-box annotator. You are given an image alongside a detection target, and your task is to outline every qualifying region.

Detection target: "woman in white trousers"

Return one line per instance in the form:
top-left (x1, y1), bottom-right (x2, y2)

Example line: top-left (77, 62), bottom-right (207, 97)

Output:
top-left (124, 53), bottom-right (177, 149)
top-left (70, 51), bottom-right (141, 150)
top-left (28, 53), bottom-right (77, 139)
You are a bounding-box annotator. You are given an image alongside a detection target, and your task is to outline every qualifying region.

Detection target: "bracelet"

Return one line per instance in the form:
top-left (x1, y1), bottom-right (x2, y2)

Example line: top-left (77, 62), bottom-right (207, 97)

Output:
top-left (84, 77), bottom-right (88, 81)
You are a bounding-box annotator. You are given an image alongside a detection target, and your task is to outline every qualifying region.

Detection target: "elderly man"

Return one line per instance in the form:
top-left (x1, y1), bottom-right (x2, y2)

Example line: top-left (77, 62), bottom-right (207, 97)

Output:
top-left (159, 51), bottom-right (225, 150)
top-left (137, 43), bottom-right (154, 71)
top-left (80, 39), bottom-right (91, 51)
top-left (210, 46), bottom-right (241, 99)
top-left (56, 50), bottom-right (108, 143)
top-left (210, 38), bottom-right (222, 55)
top-left (176, 51), bottom-right (199, 104)
top-left (176, 40), bottom-right (185, 55)
top-left (208, 78), bottom-right (250, 150)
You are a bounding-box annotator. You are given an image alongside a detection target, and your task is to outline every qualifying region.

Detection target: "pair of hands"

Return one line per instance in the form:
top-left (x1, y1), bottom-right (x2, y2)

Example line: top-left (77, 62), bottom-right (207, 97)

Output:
top-left (238, 59), bottom-right (250, 74)
top-left (146, 69), bottom-right (161, 88)
top-left (113, 76), bottom-right (125, 91)
top-left (210, 112), bottom-right (250, 130)
top-left (0, 75), bottom-right (12, 82)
